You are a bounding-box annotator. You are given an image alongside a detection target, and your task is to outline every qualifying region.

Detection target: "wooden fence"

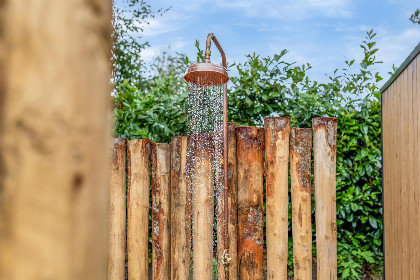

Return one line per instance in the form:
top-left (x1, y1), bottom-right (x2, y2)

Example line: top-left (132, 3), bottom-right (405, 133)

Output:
top-left (108, 117), bottom-right (337, 280)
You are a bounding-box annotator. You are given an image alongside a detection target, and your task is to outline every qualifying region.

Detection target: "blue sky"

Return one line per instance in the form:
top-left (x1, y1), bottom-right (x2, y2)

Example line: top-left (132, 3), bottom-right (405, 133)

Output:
top-left (133, 0), bottom-right (420, 84)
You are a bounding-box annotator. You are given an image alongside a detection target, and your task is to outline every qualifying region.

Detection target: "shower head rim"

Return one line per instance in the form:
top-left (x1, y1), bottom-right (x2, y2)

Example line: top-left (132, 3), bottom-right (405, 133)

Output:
top-left (184, 62), bottom-right (229, 86)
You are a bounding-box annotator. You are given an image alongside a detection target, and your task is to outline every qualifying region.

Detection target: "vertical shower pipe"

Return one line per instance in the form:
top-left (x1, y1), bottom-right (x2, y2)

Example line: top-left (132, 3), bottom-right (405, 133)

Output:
top-left (204, 33), bottom-right (230, 279)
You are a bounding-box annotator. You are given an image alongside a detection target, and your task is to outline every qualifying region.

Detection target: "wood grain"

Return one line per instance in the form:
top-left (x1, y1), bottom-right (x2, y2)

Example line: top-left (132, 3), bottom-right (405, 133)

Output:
top-left (170, 137), bottom-right (191, 280)
top-left (0, 1), bottom-right (112, 279)
top-left (217, 123), bottom-right (238, 280)
top-left (189, 133), bottom-right (214, 279)
top-left (290, 128), bottom-right (312, 280)
top-left (152, 143), bottom-right (171, 280)
top-left (236, 126), bottom-right (264, 280)
top-left (312, 117), bottom-right (337, 280)
top-left (109, 139), bottom-right (127, 280)
top-left (127, 139), bottom-right (151, 280)
top-left (382, 54), bottom-right (420, 279)
top-left (264, 117), bottom-right (290, 280)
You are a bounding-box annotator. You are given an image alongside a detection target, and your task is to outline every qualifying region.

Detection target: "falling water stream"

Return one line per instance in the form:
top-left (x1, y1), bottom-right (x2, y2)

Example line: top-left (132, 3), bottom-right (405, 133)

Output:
top-left (186, 82), bottom-right (225, 279)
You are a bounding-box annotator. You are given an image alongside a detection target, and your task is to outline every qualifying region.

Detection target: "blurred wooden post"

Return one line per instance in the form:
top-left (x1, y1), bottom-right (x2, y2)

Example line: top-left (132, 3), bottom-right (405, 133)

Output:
top-left (0, 1), bottom-right (112, 279)
top-left (264, 117), bottom-right (290, 280)
top-left (290, 128), bottom-right (313, 280)
top-left (313, 117), bottom-right (338, 279)
top-left (217, 123), bottom-right (238, 280)
top-left (127, 139), bottom-right (151, 280)
top-left (170, 137), bottom-right (191, 280)
top-left (190, 133), bottom-right (214, 279)
top-left (109, 139), bottom-right (127, 280)
top-left (236, 127), bottom-right (264, 280)
top-left (151, 143), bottom-right (171, 280)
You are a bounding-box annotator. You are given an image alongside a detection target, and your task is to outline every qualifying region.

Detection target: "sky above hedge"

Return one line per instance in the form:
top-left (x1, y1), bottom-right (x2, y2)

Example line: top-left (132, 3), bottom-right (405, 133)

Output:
top-left (125, 0), bottom-right (420, 84)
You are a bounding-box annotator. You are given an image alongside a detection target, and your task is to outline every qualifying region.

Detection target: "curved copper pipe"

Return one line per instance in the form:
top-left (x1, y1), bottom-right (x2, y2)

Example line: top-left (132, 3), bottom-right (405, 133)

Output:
top-left (204, 33), bottom-right (230, 280)
top-left (205, 33), bottom-right (227, 69)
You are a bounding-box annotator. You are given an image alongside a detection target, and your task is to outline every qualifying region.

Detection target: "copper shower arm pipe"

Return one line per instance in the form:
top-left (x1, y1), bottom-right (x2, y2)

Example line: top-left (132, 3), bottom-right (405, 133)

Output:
top-left (205, 33), bottom-right (227, 69)
top-left (205, 32), bottom-right (230, 279)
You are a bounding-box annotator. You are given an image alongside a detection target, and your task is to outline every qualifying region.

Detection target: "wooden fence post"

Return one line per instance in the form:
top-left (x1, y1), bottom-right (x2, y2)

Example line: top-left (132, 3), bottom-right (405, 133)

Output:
top-left (264, 117), bottom-right (290, 280)
top-left (0, 1), bottom-right (112, 279)
top-left (236, 127), bottom-right (264, 280)
top-left (290, 128), bottom-right (313, 280)
top-left (109, 139), bottom-right (127, 280)
top-left (313, 117), bottom-right (338, 279)
top-left (152, 143), bottom-right (171, 280)
top-left (189, 133), bottom-right (214, 279)
top-left (217, 123), bottom-right (238, 280)
top-left (170, 137), bottom-right (191, 280)
top-left (127, 139), bottom-right (151, 280)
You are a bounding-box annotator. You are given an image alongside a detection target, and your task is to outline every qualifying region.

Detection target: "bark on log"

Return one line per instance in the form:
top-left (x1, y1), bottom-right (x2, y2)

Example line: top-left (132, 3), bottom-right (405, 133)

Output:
top-left (170, 137), bottom-right (191, 280)
top-left (0, 1), bottom-right (112, 279)
top-left (264, 117), bottom-right (290, 280)
top-left (127, 139), bottom-right (151, 280)
top-left (152, 143), bottom-right (171, 280)
top-left (217, 123), bottom-right (238, 280)
top-left (109, 139), bottom-right (127, 280)
top-left (313, 117), bottom-right (338, 280)
top-left (236, 127), bottom-right (264, 280)
top-left (189, 133), bottom-right (214, 280)
top-left (290, 128), bottom-right (312, 280)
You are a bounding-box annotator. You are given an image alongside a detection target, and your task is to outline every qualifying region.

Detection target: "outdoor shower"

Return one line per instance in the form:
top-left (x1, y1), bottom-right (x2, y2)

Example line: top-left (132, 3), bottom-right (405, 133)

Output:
top-left (184, 33), bottom-right (230, 279)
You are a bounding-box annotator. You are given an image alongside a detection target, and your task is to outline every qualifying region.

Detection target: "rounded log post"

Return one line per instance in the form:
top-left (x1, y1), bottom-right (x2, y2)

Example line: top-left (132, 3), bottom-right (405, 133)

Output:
top-left (290, 128), bottom-right (313, 280)
top-left (109, 139), bottom-right (128, 280)
top-left (236, 127), bottom-right (264, 280)
top-left (312, 117), bottom-right (337, 279)
top-left (152, 143), bottom-right (171, 280)
top-left (127, 139), bottom-right (151, 280)
top-left (217, 123), bottom-right (238, 280)
top-left (264, 117), bottom-right (290, 280)
top-left (189, 133), bottom-right (214, 279)
top-left (0, 1), bottom-right (112, 279)
top-left (170, 137), bottom-right (191, 280)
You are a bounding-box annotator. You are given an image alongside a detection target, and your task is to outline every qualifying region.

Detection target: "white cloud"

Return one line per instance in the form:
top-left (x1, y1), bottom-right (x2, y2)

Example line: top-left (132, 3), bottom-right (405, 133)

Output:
top-left (376, 28), bottom-right (420, 68)
top-left (342, 27), bottom-right (420, 83)
top-left (141, 47), bottom-right (160, 62)
top-left (214, 0), bottom-right (353, 20)
top-left (140, 18), bottom-right (177, 36)
top-left (140, 38), bottom-right (187, 62)
top-left (150, 0), bottom-right (352, 20)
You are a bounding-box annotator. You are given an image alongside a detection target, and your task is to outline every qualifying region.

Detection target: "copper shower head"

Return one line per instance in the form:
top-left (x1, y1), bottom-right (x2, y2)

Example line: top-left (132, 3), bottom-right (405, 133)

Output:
top-left (184, 62), bottom-right (228, 86)
top-left (184, 33), bottom-right (228, 86)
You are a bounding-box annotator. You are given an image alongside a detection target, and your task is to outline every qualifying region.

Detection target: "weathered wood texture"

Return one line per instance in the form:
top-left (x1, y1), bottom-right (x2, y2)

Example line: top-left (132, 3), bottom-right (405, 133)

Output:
top-left (0, 1), bottom-right (112, 279)
top-left (189, 133), bottom-right (214, 279)
top-left (290, 128), bottom-right (312, 280)
top-left (109, 139), bottom-right (127, 280)
top-left (152, 143), bottom-right (171, 280)
top-left (313, 117), bottom-right (337, 280)
top-left (170, 137), bottom-right (191, 280)
top-left (264, 117), bottom-right (290, 280)
top-left (382, 54), bottom-right (420, 279)
top-left (127, 139), bottom-right (151, 280)
top-left (236, 127), bottom-right (264, 280)
top-left (217, 123), bottom-right (238, 280)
